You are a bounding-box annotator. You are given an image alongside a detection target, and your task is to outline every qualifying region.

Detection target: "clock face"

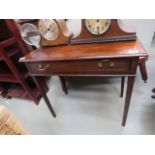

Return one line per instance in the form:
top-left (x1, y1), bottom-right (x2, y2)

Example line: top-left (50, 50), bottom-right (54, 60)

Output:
top-left (85, 19), bottom-right (111, 35)
top-left (38, 19), bottom-right (58, 41)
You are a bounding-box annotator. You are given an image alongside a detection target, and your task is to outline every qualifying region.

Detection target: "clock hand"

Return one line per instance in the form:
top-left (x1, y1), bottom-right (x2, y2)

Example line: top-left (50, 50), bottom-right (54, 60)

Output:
top-left (97, 26), bottom-right (100, 34)
top-left (46, 24), bottom-right (52, 32)
top-left (44, 23), bottom-right (52, 33)
top-left (49, 24), bottom-right (52, 30)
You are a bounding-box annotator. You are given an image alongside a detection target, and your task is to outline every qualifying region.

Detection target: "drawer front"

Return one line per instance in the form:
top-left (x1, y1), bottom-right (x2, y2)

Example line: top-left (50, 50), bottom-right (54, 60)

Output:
top-left (28, 58), bottom-right (131, 75)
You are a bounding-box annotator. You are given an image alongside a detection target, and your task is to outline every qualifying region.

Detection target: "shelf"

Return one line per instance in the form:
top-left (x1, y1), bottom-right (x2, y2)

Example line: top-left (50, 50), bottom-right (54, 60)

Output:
top-left (7, 85), bottom-right (41, 101)
top-left (0, 71), bottom-right (29, 83)
top-left (0, 20), bottom-right (12, 42)
top-left (0, 48), bottom-right (20, 61)
top-left (0, 37), bottom-right (16, 47)
top-left (0, 20), bottom-right (47, 103)
top-left (16, 19), bottom-right (38, 24)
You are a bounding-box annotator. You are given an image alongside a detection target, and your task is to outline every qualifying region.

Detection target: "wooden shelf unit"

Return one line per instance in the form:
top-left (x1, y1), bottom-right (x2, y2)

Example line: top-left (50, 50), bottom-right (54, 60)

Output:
top-left (0, 19), bottom-right (44, 104)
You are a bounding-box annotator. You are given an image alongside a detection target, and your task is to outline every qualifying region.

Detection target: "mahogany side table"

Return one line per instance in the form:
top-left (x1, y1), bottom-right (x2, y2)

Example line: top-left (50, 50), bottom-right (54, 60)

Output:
top-left (20, 39), bottom-right (148, 126)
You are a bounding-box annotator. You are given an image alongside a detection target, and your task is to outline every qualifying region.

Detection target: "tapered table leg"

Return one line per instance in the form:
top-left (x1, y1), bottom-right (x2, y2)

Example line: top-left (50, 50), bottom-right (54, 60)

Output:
top-left (139, 59), bottom-right (147, 83)
top-left (122, 76), bottom-right (135, 126)
top-left (120, 76), bottom-right (125, 98)
top-left (59, 76), bottom-right (68, 94)
top-left (32, 76), bottom-right (56, 117)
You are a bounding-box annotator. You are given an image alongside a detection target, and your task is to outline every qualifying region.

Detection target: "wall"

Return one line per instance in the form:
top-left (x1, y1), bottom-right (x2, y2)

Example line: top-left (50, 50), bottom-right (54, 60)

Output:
top-left (122, 19), bottom-right (155, 52)
top-left (67, 19), bottom-right (155, 52)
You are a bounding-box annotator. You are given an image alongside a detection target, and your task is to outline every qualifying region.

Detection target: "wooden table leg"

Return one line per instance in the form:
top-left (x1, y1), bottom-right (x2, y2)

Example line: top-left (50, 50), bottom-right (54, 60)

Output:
top-left (120, 76), bottom-right (125, 98)
top-left (59, 76), bottom-right (68, 94)
top-left (139, 57), bottom-right (147, 83)
top-left (32, 76), bottom-right (56, 117)
top-left (122, 76), bottom-right (135, 126)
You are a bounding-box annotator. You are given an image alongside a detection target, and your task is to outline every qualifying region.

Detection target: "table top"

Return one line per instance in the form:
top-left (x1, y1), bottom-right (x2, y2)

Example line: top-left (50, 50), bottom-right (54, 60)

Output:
top-left (20, 39), bottom-right (148, 62)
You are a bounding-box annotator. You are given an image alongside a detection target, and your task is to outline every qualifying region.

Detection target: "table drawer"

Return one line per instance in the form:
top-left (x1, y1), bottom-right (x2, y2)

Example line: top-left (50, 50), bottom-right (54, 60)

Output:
top-left (28, 58), bottom-right (131, 75)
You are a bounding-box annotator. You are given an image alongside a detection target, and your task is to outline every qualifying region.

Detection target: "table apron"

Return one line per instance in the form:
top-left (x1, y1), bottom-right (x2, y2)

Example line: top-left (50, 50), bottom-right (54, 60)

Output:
top-left (26, 57), bottom-right (139, 77)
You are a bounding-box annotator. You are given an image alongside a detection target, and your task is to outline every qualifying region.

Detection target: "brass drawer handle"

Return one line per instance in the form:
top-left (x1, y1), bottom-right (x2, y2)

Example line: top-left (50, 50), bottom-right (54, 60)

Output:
top-left (38, 64), bottom-right (50, 71)
top-left (109, 62), bottom-right (115, 68)
top-left (98, 59), bottom-right (115, 68)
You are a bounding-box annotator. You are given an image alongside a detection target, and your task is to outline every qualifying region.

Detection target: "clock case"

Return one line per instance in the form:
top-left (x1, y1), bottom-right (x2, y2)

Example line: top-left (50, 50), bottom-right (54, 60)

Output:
top-left (19, 19), bottom-right (72, 47)
top-left (70, 19), bottom-right (137, 44)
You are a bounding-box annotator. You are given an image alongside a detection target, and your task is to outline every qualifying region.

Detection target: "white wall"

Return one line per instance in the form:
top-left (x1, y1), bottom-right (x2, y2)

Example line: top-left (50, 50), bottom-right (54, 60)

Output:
top-left (122, 19), bottom-right (155, 52)
top-left (67, 19), bottom-right (155, 52)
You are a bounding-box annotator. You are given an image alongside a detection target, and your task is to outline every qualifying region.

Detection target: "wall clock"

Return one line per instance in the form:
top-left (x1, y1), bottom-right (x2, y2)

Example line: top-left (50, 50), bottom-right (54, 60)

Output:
top-left (19, 19), bottom-right (72, 47)
top-left (70, 19), bottom-right (137, 44)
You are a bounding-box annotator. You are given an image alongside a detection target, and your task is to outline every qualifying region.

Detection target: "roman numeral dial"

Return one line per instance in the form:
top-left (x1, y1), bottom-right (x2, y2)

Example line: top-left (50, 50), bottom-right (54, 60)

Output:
top-left (85, 19), bottom-right (111, 35)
